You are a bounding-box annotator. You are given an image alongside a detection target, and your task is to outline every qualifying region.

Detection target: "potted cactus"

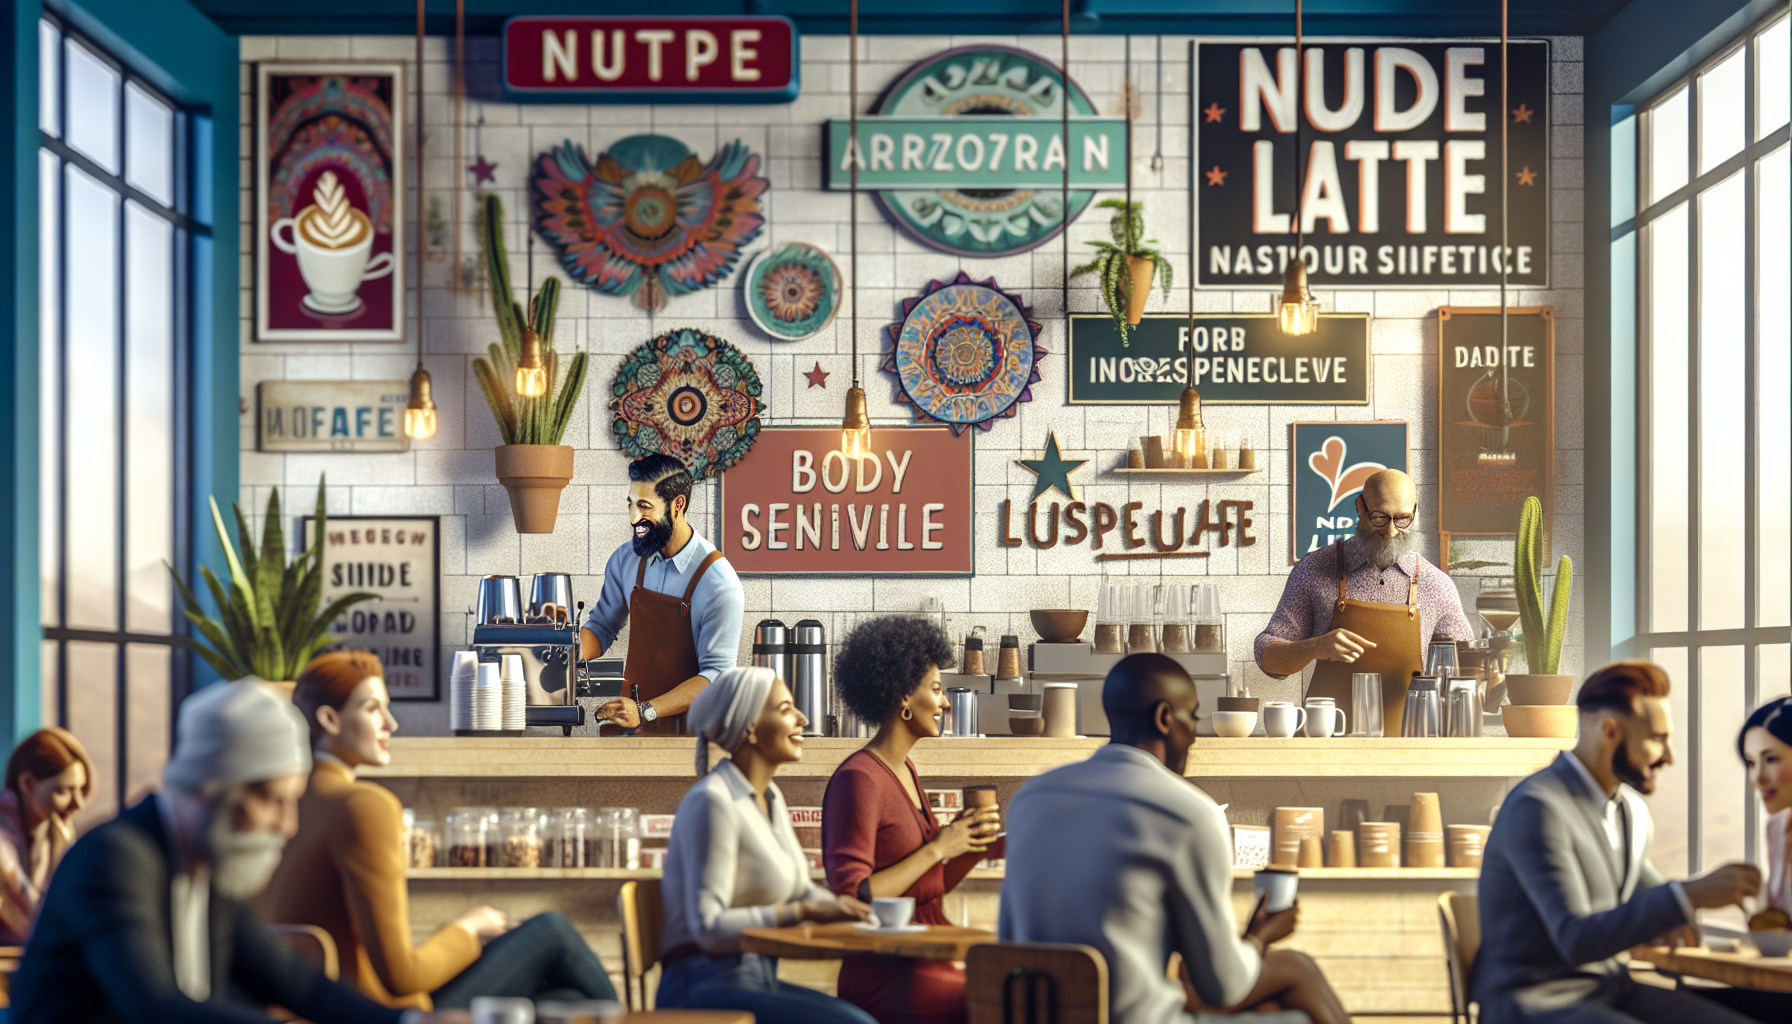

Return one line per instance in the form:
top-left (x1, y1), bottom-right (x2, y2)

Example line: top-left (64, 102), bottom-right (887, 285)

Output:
top-left (1069, 198), bottom-right (1173, 344)
top-left (474, 193), bottom-right (589, 533)
top-left (1504, 496), bottom-right (1575, 709)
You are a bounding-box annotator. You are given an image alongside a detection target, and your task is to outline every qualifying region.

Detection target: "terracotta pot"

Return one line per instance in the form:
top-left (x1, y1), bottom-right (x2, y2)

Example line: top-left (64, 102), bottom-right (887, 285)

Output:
top-left (1501, 704), bottom-right (1579, 738)
top-left (1124, 256), bottom-right (1155, 324)
top-left (1029, 609), bottom-right (1088, 643)
top-left (1504, 673), bottom-right (1575, 705)
top-left (495, 444), bottom-right (575, 534)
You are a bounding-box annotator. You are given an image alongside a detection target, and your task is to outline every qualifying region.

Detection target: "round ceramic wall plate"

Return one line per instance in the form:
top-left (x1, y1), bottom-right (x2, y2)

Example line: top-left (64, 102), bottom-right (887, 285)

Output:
top-left (609, 328), bottom-right (767, 479)
top-left (743, 243), bottom-right (843, 340)
top-left (869, 45), bottom-right (1100, 258)
top-left (884, 272), bottom-right (1044, 434)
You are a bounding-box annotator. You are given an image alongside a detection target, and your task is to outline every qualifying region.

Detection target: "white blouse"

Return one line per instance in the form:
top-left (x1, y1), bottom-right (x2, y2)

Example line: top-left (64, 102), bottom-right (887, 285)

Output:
top-left (1769, 807), bottom-right (1791, 912)
top-left (659, 758), bottom-right (831, 957)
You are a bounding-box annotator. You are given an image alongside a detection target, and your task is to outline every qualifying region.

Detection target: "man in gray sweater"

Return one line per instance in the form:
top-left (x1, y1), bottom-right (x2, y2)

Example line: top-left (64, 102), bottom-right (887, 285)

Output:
top-left (1001, 653), bottom-right (1348, 1024)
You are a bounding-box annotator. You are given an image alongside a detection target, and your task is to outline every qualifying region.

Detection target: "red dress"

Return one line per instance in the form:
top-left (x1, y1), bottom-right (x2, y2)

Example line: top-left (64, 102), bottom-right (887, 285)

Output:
top-left (822, 749), bottom-right (991, 1024)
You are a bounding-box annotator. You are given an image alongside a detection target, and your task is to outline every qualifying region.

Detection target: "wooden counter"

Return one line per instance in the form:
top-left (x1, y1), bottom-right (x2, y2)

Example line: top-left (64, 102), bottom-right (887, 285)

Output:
top-left (366, 735), bottom-right (1570, 781)
top-left (407, 866), bottom-right (1482, 883)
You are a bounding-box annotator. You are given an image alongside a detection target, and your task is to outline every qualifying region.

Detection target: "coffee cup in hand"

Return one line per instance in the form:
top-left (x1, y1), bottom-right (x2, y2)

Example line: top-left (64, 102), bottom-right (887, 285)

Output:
top-left (871, 896), bottom-right (916, 929)
top-left (1254, 866), bottom-right (1299, 913)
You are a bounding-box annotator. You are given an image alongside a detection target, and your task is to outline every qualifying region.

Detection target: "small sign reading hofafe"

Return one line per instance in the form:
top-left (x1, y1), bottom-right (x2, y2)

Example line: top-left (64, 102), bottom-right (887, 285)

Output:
top-left (258, 380), bottom-right (410, 452)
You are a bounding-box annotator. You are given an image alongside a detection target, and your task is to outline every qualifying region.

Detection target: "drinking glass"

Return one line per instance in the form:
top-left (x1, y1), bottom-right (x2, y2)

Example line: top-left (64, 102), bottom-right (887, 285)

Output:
top-left (1425, 641), bottom-right (1460, 679)
top-left (1350, 672), bottom-right (1384, 736)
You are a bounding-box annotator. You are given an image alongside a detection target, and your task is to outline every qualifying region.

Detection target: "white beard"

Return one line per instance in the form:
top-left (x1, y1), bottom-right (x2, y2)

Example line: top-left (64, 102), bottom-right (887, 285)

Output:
top-left (205, 808), bottom-right (287, 899)
top-left (1355, 524), bottom-right (1416, 569)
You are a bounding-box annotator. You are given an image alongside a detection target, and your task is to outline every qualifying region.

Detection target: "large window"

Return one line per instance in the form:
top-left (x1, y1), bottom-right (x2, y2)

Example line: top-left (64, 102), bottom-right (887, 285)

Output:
top-left (38, 17), bottom-right (194, 828)
top-left (1626, 12), bottom-right (1790, 876)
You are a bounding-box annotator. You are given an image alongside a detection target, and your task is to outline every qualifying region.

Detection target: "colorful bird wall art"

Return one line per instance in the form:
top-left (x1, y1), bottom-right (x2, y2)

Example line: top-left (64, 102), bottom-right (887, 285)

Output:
top-left (531, 134), bottom-right (768, 311)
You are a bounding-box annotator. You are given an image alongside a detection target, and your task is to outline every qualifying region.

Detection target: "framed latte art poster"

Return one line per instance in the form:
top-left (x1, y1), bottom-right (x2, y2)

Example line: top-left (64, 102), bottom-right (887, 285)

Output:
top-left (256, 63), bottom-right (405, 342)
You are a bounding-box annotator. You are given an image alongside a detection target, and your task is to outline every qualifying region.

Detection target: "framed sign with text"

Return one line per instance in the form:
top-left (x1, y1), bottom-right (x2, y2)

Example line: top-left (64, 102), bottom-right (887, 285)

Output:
top-left (718, 427), bottom-right (974, 575)
top-left (1194, 39), bottom-right (1549, 289)
top-left (503, 16), bottom-right (798, 102)
top-left (1436, 307), bottom-right (1553, 544)
top-left (1290, 421), bottom-right (1409, 564)
top-left (258, 380), bottom-right (410, 452)
top-left (1067, 314), bottom-right (1369, 405)
top-left (302, 516), bottom-right (440, 701)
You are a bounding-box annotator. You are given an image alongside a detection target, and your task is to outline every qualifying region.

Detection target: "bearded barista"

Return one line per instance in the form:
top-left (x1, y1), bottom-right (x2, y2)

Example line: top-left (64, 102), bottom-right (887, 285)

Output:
top-left (581, 454), bottom-right (745, 735)
top-left (1253, 469), bottom-right (1474, 735)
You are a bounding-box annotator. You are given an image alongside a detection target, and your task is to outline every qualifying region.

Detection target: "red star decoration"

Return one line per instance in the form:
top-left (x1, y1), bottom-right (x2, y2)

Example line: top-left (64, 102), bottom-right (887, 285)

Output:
top-left (1516, 166), bottom-right (1538, 186)
top-left (803, 361), bottom-right (830, 389)
top-left (1203, 102), bottom-right (1227, 123)
top-left (467, 155), bottom-right (497, 186)
top-left (1204, 165), bottom-right (1228, 186)
top-left (1511, 103), bottom-right (1535, 124)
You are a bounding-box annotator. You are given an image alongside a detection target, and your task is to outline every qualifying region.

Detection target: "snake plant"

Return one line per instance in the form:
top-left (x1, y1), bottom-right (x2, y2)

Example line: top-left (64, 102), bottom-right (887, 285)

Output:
top-left (168, 476), bottom-right (378, 682)
top-left (1069, 198), bottom-right (1173, 346)
top-left (473, 193), bottom-right (589, 445)
top-left (1515, 495), bottom-right (1572, 675)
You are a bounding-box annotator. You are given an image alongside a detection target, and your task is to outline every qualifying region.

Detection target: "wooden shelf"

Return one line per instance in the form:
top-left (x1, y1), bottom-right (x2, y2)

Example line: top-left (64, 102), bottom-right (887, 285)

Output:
top-left (1110, 467), bottom-right (1263, 476)
top-left (367, 736), bottom-right (1569, 781)
top-left (407, 866), bottom-right (1477, 882)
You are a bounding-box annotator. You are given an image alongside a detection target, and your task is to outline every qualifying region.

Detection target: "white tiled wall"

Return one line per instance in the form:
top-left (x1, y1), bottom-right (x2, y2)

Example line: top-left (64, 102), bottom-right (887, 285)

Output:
top-left (237, 34), bottom-right (1587, 734)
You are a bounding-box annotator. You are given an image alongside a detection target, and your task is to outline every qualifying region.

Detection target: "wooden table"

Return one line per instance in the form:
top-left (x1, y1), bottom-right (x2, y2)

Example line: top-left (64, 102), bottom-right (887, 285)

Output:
top-left (622, 1014), bottom-right (752, 1023)
top-left (1630, 944), bottom-right (1792, 992)
top-left (740, 922), bottom-right (995, 961)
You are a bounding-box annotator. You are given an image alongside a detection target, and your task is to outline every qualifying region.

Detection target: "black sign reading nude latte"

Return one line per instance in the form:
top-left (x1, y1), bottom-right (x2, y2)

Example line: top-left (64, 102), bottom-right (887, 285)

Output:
top-left (1194, 39), bottom-right (1550, 288)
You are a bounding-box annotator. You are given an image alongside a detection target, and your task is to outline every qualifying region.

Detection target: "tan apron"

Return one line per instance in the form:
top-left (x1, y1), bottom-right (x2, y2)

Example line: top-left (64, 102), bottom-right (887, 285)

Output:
top-left (1306, 545), bottom-right (1426, 737)
top-left (622, 549), bottom-right (725, 736)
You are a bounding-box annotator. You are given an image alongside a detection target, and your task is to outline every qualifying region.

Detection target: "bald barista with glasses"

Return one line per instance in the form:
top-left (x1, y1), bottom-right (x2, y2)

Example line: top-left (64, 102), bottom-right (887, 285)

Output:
top-left (1254, 469), bottom-right (1475, 735)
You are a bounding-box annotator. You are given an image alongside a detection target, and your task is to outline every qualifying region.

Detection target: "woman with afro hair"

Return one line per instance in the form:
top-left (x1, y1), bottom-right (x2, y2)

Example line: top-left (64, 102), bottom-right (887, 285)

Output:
top-left (821, 616), bottom-right (1001, 1024)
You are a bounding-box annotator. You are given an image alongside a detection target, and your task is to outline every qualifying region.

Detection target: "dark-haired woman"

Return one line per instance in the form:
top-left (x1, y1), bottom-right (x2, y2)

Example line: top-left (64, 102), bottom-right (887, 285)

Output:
top-left (0, 727), bottom-right (92, 942)
top-left (1743, 697), bottom-right (1792, 916)
top-left (823, 616), bottom-right (1001, 1024)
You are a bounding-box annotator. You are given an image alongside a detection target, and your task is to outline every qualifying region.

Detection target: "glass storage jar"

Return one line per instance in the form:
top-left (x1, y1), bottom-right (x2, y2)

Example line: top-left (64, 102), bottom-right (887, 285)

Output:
top-left (596, 807), bottom-right (640, 869)
top-left (548, 807), bottom-right (591, 868)
top-left (402, 808), bottom-right (441, 869)
top-left (499, 808), bottom-right (546, 868)
top-left (446, 806), bottom-right (498, 867)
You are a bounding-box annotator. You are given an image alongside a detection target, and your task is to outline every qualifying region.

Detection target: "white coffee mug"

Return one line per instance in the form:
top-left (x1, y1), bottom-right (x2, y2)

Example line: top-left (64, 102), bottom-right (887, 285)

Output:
top-left (271, 206), bottom-right (394, 314)
top-left (1262, 701), bottom-right (1306, 738)
top-left (1253, 866), bottom-right (1300, 913)
top-left (872, 896), bottom-right (916, 929)
top-left (471, 996), bottom-right (535, 1024)
top-left (1303, 699), bottom-right (1346, 738)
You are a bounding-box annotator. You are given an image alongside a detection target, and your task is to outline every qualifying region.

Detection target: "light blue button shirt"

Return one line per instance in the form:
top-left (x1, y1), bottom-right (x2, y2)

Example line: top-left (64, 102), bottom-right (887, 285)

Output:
top-left (583, 528), bottom-right (745, 684)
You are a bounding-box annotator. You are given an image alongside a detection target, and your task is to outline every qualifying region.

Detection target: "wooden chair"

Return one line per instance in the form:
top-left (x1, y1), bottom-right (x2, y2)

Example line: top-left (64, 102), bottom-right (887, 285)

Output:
top-left (1438, 891), bottom-right (1481, 1024)
top-left (0, 944), bottom-right (23, 1008)
top-left (618, 878), bottom-right (664, 1011)
top-left (271, 924), bottom-right (339, 982)
top-left (967, 942), bottom-right (1108, 1024)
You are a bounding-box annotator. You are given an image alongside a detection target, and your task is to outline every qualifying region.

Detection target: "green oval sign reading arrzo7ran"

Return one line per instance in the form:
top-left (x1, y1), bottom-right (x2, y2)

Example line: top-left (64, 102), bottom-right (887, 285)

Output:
top-left (824, 45), bottom-right (1127, 258)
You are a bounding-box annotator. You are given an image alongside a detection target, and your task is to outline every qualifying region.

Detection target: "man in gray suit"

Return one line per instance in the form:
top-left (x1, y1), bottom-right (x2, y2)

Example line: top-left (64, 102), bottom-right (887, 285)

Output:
top-left (1474, 660), bottom-right (1762, 1023)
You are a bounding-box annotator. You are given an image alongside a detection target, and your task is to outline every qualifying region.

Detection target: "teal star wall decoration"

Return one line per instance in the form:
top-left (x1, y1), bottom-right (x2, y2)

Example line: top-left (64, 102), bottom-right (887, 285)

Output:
top-left (1017, 432), bottom-right (1088, 502)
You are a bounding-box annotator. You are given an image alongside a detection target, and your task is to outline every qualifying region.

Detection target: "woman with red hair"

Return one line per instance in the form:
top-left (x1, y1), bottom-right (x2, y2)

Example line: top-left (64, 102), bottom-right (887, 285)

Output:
top-left (262, 651), bottom-right (616, 1010)
top-left (0, 726), bottom-right (93, 942)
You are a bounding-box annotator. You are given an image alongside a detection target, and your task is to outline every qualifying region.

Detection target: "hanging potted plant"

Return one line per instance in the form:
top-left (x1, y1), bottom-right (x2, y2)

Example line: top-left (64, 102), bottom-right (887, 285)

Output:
top-left (167, 476), bottom-right (378, 697)
top-left (474, 193), bottom-right (590, 534)
top-left (1070, 198), bottom-right (1173, 345)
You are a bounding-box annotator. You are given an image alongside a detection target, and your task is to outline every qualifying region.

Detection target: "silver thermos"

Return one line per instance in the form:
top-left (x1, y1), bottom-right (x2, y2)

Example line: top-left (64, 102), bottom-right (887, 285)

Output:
top-left (946, 687), bottom-right (979, 737)
top-left (1402, 674), bottom-right (1443, 738)
top-left (789, 619), bottom-right (827, 737)
top-left (752, 620), bottom-right (789, 692)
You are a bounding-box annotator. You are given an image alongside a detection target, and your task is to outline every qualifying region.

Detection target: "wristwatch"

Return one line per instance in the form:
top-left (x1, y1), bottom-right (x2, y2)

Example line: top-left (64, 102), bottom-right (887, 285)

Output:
top-left (638, 700), bottom-right (658, 723)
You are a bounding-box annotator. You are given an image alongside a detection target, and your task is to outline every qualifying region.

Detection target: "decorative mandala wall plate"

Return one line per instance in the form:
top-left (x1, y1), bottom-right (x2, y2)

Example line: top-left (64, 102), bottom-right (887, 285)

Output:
top-left (533, 134), bottom-right (768, 311)
top-left (743, 243), bottom-right (843, 341)
top-left (883, 272), bottom-right (1045, 434)
top-left (610, 329), bottom-right (767, 479)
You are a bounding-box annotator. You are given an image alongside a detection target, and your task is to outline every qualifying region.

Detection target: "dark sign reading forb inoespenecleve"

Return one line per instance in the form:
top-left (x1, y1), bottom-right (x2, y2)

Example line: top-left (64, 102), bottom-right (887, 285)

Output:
top-left (303, 516), bottom-right (440, 701)
top-left (1436, 307), bottom-right (1554, 543)
top-left (718, 427), bottom-right (974, 576)
top-left (1194, 39), bottom-right (1550, 289)
top-left (1067, 314), bottom-right (1369, 405)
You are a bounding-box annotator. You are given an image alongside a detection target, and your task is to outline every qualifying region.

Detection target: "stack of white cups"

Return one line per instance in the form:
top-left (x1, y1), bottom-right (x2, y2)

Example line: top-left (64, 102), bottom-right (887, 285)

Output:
top-left (500, 653), bottom-right (526, 732)
top-left (449, 651), bottom-right (478, 732)
top-left (473, 661), bottom-right (502, 731)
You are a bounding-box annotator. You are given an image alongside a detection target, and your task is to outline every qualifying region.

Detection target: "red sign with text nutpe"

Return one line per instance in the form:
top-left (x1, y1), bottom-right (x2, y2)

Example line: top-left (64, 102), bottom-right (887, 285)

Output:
top-left (503, 16), bottom-right (798, 102)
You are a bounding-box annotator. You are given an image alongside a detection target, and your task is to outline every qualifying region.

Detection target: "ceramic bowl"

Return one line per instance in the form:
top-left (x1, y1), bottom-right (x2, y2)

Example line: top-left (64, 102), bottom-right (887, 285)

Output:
top-left (1212, 710), bottom-right (1258, 738)
top-left (1504, 674), bottom-right (1575, 706)
top-left (1029, 609), bottom-right (1089, 644)
top-left (1501, 704), bottom-right (1579, 739)
top-left (1009, 715), bottom-right (1046, 737)
top-left (1753, 930), bottom-right (1792, 958)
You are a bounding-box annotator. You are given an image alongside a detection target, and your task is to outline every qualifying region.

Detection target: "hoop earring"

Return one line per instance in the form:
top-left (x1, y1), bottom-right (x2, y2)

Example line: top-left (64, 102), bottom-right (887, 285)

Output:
top-left (900, 707), bottom-right (913, 722)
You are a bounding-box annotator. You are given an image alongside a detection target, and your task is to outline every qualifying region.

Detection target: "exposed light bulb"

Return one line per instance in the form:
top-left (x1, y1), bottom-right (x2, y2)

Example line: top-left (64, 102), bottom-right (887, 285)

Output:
top-left (403, 365), bottom-right (437, 440)
top-left (515, 326), bottom-right (548, 397)
top-left (841, 384), bottom-right (871, 460)
top-left (1277, 256), bottom-right (1321, 336)
top-left (1171, 386), bottom-right (1206, 469)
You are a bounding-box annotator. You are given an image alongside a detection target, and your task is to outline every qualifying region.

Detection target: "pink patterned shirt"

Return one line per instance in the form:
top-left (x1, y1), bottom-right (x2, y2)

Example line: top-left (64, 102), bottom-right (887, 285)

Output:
top-left (1253, 539), bottom-right (1476, 678)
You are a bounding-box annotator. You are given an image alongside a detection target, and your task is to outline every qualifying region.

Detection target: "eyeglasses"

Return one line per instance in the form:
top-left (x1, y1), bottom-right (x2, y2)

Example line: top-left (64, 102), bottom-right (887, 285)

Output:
top-left (1364, 511), bottom-right (1415, 529)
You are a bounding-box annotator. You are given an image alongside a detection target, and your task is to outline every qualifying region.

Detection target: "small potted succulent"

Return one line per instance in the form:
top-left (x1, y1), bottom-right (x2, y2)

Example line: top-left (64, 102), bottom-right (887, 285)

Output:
top-left (474, 194), bottom-right (589, 534)
top-left (1070, 198), bottom-right (1173, 345)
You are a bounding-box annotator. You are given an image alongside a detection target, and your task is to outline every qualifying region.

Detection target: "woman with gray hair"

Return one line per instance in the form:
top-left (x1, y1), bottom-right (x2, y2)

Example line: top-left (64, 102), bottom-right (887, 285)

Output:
top-left (655, 666), bottom-right (878, 1024)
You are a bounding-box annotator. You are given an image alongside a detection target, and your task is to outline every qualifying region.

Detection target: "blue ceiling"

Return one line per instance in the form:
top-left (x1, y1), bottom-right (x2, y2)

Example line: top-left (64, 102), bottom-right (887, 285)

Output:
top-left (189, 0), bottom-right (1636, 38)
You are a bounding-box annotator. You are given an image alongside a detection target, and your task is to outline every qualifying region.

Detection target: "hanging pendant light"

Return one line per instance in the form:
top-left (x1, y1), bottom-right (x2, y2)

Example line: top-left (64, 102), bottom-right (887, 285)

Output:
top-left (403, 0), bottom-right (437, 439)
top-left (840, 0), bottom-right (871, 460)
top-left (515, 325), bottom-right (548, 397)
top-left (1277, 0), bottom-right (1320, 336)
top-left (1171, 385), bottom-right (1208, 469)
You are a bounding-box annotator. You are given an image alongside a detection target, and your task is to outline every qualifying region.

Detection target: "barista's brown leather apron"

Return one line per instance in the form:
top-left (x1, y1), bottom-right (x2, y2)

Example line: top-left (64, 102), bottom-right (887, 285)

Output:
top-left (622, 550), bottom-right (725, 736)
top-left (1306, 544), bottom-right (1426, 736)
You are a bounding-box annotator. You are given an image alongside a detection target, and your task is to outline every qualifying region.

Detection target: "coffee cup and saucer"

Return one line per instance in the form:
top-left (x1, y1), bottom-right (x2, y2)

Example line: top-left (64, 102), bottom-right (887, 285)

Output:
top-left (858, 896), bottom-right (929, 933)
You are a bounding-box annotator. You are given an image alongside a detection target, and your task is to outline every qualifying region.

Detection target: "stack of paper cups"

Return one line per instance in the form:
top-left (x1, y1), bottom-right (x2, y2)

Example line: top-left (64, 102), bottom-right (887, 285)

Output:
top-left (1406, 791), bottom-right (1445, 868)
top-left (449, 651), bottom-right (477, 732)
top-left (473, 661), bottom-right (502, 731)
top-left (500, 654), bottom-right (526, 732)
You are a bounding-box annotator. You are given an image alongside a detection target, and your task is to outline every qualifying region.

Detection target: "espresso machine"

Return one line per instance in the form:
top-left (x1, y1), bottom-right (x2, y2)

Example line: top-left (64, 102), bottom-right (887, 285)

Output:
top-left (471, 573), bottom-right (587, 732)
